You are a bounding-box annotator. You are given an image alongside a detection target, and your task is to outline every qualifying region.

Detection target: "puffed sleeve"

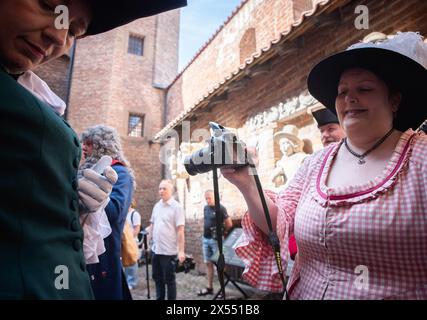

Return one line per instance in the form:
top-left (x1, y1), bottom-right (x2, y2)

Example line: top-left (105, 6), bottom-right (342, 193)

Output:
top-left (235, 157), bottom-right (310, 292)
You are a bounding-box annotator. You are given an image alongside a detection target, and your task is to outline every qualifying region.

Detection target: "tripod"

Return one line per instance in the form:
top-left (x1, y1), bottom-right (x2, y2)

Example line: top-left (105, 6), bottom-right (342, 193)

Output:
top-left (140, 230), bottom-right (151, 299)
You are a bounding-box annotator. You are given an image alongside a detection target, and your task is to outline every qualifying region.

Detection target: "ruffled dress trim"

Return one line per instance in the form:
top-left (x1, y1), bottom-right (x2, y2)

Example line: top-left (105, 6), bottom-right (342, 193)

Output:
top-left (313, 129), bottom-right (417, 207)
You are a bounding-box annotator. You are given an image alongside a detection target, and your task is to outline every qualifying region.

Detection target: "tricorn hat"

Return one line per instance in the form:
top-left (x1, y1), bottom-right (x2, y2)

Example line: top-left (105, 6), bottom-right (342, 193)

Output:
top-left (86, 0), bottom-right (187, 35)
top-left (307, 32), bottom-right (427, 131)
top-left (311, 107), bottom-right (339, 128)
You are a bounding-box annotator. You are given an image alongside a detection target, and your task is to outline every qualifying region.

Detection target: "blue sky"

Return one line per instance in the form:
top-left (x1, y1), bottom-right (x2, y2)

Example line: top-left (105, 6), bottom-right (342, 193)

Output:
top-left (178, 0), bottom-right (242, 71)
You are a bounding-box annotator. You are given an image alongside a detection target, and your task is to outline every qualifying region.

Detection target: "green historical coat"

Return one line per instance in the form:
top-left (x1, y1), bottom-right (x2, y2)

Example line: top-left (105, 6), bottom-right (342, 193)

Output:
top-left (0, 68), bottom-right (93, 299)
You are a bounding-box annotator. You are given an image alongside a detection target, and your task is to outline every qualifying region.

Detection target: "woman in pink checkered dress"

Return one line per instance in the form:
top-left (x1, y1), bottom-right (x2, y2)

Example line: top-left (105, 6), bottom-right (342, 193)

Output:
top-left (222, 32), bottom-right (427, 299)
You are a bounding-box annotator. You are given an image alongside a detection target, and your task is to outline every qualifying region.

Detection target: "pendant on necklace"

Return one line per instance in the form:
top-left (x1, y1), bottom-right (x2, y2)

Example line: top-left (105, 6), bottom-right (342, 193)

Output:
top-left (358, 158), bottom-right (366, 165)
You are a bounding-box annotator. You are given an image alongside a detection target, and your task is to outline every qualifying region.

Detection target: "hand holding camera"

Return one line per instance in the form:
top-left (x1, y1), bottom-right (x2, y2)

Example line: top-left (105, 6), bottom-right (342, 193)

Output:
top-left (221, 146), bottom-right (259, 192)
top-left (178, 251), bottom-right (186, 264)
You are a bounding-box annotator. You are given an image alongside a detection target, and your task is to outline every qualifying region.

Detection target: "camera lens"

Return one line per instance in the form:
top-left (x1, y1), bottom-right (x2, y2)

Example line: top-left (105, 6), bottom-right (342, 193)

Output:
top-left (184, 147), bottom-right (212, 175)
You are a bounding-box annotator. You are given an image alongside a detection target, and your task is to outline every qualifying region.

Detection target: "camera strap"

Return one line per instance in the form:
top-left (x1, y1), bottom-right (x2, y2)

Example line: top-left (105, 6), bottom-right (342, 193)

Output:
top-left (417, 119), bottom-right (427, 132)
top-left (248, 157), bottom-right (289, 300)
top-left (211, 138), bottom-right (226, 300)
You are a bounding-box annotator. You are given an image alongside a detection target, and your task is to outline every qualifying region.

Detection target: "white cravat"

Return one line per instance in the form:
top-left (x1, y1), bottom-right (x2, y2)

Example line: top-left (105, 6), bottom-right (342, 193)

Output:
top-left (17, 70), bottom-right (66, 116)
top-left (80, 199), bottom-right (112, 264)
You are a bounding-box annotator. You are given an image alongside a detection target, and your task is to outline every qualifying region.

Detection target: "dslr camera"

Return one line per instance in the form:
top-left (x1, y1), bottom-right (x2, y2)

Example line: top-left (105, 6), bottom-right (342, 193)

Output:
top-left (184, 122), bottom-right (249, 175)
top-left (175, 256), bottom-right (196, 273)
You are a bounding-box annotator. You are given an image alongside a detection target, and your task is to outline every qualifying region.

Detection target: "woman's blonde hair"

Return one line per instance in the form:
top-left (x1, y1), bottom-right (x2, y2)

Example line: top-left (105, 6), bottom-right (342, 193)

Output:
top-left (131, 199), bottom-right (137, 208)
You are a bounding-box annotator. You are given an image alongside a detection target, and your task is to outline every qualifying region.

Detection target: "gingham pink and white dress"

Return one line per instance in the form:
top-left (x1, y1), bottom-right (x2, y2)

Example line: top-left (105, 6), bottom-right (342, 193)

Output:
top-left (235, 129), bottom-right (427, 299)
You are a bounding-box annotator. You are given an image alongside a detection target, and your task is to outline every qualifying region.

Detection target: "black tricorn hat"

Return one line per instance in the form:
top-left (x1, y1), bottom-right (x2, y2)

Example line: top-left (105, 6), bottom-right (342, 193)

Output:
top-left (86, 0), bottom-right (187, 35)
top-left (311, 108), bottom-right (339, 128)
top-left (307, 32), bottom-right (427, 132)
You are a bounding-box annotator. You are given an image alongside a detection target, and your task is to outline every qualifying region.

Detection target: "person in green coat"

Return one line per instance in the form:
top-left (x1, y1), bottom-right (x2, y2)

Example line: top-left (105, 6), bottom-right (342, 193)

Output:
top-left (0, 0), bottom-right (187, 299)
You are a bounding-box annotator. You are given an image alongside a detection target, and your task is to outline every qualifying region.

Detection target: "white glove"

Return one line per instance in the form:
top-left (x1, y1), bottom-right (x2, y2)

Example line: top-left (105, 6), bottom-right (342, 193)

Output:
top-left (78, 156), bottom-right (118, 213)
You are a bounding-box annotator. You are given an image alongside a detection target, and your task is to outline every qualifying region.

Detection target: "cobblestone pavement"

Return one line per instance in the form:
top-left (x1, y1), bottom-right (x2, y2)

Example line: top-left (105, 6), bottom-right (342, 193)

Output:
top-left (130, 264), bottom-right (282, 300)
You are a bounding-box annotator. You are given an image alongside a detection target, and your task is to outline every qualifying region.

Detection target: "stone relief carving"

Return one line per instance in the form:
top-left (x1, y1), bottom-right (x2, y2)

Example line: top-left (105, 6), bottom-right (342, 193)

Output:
top-left (246, 90), bottom-right (318, 130)
top-left (271, 124), bottom-right (311, 188)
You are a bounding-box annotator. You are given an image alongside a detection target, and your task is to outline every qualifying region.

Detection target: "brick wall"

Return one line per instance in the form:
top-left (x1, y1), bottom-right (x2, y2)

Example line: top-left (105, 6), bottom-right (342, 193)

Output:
top-left (171, 0), bottom-right (427, 272)
top-left (153, 10), bottom-right (181, 87)
top-left (33, 54), bottom-right (70, 103)
top-left (67, 29), bottom-right (117, 131)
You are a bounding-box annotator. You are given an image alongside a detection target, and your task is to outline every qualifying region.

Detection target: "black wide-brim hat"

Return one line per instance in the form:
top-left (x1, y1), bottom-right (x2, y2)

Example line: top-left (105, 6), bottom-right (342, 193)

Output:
top-left (86, 0), bottom-right (187, 35)
top-left (307, 41), bottom-right (427, 131)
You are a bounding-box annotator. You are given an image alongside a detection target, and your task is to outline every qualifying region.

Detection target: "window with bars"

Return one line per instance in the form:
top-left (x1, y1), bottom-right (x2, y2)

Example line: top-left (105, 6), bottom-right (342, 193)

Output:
top-left (128, 114), bottom-right (144, 137)
top-left (128, 35), bottom-right (144, 56)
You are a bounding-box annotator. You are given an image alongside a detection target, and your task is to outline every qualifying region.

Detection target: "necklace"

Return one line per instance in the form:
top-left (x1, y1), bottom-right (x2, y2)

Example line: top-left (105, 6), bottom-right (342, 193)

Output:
top-left (344, 128), bottom-right (394, 165)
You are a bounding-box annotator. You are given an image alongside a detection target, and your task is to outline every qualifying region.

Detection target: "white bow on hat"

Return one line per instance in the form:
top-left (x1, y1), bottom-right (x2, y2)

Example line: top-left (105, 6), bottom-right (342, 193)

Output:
top-left (348, 31), bottom-right (427, 70)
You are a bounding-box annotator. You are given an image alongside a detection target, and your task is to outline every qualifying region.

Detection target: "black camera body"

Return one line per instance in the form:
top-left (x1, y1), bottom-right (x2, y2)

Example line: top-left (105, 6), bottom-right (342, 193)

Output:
top-left (175, 257), bottom-right (196, 273)
top-left (184, 122), bottom-right (249, 176)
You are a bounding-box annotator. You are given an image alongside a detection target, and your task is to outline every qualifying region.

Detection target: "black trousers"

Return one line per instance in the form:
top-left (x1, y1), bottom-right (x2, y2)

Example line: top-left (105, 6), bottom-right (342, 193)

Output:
top-left (151, 253), bottom-right (177, 300)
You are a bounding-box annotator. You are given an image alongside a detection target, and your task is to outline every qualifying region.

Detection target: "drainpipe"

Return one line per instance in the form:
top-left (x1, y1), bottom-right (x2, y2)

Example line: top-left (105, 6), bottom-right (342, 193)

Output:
top-left (152, 84), bottom-right (168, 179)
top-left (161, 88), bottom-right (168, 179)
top-left (152, 14), bottom-right (169, 179)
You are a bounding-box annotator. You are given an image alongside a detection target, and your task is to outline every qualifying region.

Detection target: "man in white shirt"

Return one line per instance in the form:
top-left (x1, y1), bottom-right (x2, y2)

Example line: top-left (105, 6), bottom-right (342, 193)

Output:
top-left (149, 180), bottom-right (185, 300)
